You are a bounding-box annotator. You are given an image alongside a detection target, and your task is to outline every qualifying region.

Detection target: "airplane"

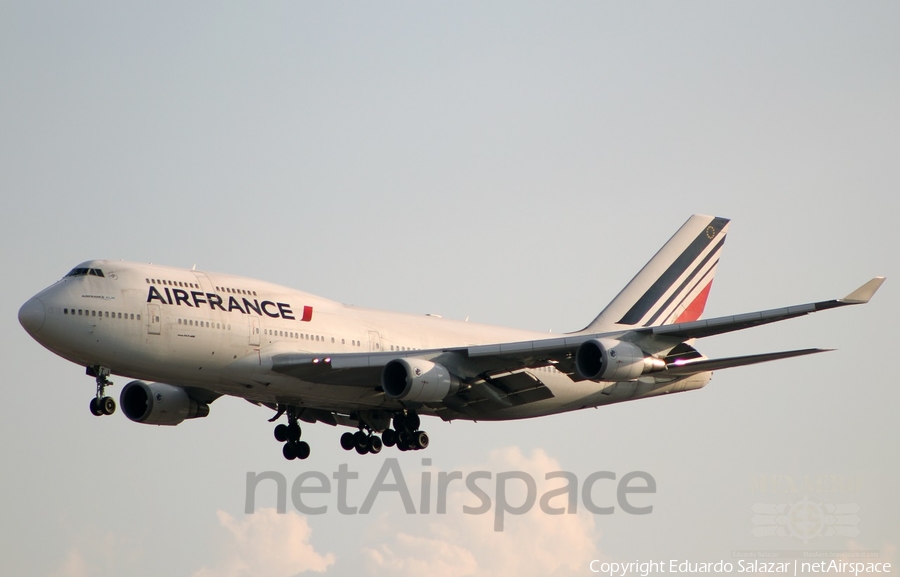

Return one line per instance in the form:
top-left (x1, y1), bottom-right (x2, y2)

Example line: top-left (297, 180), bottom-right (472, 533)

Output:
top-left (18, 215), bottom-right (884, 461)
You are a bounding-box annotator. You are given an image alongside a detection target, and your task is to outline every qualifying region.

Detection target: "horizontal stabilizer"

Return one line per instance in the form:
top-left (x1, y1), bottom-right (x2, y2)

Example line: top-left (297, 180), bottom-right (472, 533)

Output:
top-left (664, 348), bottom-right (831, 377)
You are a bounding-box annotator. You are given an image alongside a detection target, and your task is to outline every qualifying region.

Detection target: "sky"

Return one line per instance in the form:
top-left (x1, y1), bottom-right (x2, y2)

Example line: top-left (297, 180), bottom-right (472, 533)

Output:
top-left (1, 2), bottom-right (898, 576)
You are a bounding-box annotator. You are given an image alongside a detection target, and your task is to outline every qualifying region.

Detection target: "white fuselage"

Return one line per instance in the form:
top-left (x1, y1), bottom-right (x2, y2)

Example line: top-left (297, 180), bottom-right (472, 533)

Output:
top-left (21, 260), bottom-right (709, 422)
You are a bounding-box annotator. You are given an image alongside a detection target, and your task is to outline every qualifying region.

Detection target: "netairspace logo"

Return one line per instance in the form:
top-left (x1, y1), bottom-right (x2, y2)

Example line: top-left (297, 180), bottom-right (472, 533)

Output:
top-left (750, 474), bottom-right (866, 543)
top-left (245, 457), bottom-right (656, 531)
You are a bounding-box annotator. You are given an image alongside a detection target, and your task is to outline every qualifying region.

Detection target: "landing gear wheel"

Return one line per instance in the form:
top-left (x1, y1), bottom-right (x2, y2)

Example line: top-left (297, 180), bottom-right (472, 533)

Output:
top-left (89, 366), bottom-right (114, 417)
top-left (414, 431), bottom-right (429, 450)
top-left (406, 412), bottom-right (421, 432)
top-left (398, 431), bottom-right (411, 446)
top-left (382, 428), bottom-right (397, 447)
top-left (295, 441), bottom-right (311, 460)
top-left (283, 442), bottom-right (297, 460)
top-left (353, 430), bottom-right (368, 452)
top-left (101, 396), bottom-right (116, 415)
top-left (367, 436), bottom-right (383, 454)
top-left (274, 424), bottom-right (289, 442)
top-left (89, 398), bottom-right (103, 416)
top-left (340, 432), bottom-right (356, 451)
top-left (287, 423), bottom-right (301, 442)
top-left (398, 442), bottom-right (409, 452)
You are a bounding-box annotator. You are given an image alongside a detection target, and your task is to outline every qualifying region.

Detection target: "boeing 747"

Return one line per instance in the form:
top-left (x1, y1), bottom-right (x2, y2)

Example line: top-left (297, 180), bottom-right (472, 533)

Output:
top-left (18, 215), bottom-right (884, 460)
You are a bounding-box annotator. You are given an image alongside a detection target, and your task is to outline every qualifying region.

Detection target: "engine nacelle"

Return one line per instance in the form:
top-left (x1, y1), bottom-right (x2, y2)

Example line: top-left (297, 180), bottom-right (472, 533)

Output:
top-left (575, 339), bottom-right (665, 381)
top-left (381, 358), bottom-right (459, 403)
top-left (120, 381), bottom-right (210, 426)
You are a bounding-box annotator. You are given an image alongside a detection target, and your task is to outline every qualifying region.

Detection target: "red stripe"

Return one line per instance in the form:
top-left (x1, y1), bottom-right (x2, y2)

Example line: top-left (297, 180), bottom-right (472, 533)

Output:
top-left (301, 306), bottom-right (313, 322)
top-left (675, 282), bottom-right (712, 323)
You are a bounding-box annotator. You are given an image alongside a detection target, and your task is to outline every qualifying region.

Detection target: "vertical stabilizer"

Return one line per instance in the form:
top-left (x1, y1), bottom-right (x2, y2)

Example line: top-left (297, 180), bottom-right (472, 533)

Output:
top-left (582, 214), bottom-right (730, 332)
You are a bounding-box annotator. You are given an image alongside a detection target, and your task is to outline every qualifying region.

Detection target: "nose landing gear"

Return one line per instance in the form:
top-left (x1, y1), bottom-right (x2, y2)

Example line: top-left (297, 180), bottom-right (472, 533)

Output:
top-left (87, 366), bottom-right (116, 416)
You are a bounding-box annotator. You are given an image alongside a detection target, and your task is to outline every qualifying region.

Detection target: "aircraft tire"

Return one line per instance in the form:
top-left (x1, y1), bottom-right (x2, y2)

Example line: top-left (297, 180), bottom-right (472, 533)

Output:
top-left (282, 442), bottom-right (297, 460)
top-left (100, 396), bottom-right (116, 415)
top-left (340, 432), bottom-right (356, 450)
top-left (382, 429), bottom-right (397, 447)
top-left (295, 441), bottom-right (310, 460)
top-left (353, 431), bottom-right (368, 451)
top-left (287, 423), bottom-right (301, 442)
top-left (90, 398), bottom-right (103, 416)
top-left (274, 424), bottom-right (289, 442)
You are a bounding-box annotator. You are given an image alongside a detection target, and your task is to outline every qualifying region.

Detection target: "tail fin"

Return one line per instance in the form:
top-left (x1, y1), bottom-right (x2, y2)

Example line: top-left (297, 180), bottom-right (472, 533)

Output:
top-left (582, 214), bottom-right (730, 332)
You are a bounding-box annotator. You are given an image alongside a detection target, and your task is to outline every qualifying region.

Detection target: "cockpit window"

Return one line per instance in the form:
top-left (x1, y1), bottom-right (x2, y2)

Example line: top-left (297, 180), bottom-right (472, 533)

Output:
top-left (65, 267), bottom-right (105, 278)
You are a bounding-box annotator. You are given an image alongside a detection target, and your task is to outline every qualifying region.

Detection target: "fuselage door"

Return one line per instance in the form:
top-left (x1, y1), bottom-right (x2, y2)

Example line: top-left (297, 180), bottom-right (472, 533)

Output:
top-left (147, 304), bottom-right (161, 335)
top-left (368, 330), bottom-right (382, 352)
top-left (249, 316), bottom-right (260, 346)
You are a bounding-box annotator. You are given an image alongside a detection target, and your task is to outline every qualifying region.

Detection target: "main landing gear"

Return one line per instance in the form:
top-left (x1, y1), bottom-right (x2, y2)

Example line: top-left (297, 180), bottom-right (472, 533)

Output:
top-left (272, 406), bottom-right (310, 460)
top-left (340, 411), bottom-right (429, 455)
top-left (87, 366), bottom-right (116, 416)
top-left (271, 408), bottom-right (430, 460)
top-left (340, 429), bottom-right (383, 455)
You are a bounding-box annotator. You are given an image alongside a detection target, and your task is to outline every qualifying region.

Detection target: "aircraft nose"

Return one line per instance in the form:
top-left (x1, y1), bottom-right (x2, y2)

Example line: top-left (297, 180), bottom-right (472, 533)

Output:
top-left (18, 296), bottom-right (46, 335)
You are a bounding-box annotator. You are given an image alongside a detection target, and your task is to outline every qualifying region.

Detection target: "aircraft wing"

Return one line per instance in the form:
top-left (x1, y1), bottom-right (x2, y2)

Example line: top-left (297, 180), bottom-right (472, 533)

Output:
top-left (631, 277), bottom-right (885, 341)
top-left (270, 277), bottom-right (883, 394)
top-left (661, 348), bottom-right (830, 377)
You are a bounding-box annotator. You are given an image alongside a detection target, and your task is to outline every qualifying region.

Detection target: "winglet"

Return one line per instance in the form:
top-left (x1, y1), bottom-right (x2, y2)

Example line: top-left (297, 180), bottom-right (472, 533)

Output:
top-left (839, 277), bottom-right (886, 304)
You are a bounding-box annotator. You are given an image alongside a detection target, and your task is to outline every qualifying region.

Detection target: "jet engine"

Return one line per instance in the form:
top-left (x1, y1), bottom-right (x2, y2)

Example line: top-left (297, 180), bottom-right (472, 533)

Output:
top-left (575, 338), bottom-right (666, 381)
top-left (120, 380), bottom-right (210, 426)
top-left (381, 358), bottom-right (460, 403)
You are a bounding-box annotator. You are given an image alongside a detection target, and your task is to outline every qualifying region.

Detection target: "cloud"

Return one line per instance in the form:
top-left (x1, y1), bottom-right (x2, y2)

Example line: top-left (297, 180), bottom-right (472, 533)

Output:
top-left (192, 509), bottom-right (335, 577)
top-left (360, 446), bottom-right (602, 577)
top-left (50, 548), bottom-right (89, 577)
top-left (48, 530), bottom-right (145, 577)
